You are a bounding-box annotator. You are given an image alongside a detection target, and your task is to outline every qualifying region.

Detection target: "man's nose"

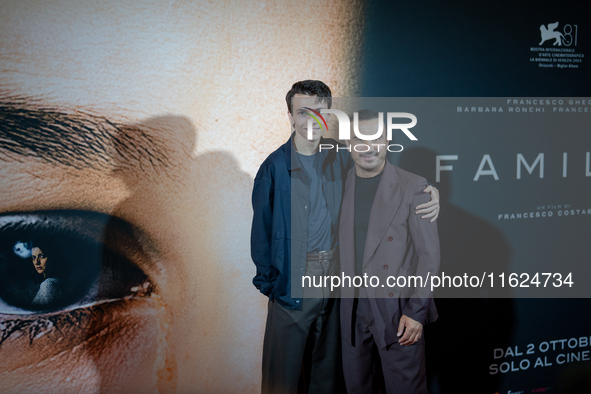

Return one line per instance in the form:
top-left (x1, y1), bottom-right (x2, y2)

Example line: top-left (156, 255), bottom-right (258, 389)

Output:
top-left (365, 145), bottom-right (377, 153)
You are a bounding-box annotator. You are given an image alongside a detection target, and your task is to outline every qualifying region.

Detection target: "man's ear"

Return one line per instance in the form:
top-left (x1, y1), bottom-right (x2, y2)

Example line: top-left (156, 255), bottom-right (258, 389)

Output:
top-left (287, 110), bottom-right (294, 129)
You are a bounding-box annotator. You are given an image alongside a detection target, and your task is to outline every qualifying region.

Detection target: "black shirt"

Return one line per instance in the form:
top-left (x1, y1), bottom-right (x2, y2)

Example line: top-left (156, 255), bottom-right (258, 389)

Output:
top-left (354, 171), bottom-right (383, 276)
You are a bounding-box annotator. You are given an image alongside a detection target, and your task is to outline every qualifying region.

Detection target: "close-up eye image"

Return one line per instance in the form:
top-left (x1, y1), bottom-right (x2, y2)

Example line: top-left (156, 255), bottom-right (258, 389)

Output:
top-left (0, 212), bottom-right (171, 393)
top-left (1, 1), bottom-right (590, 393)
top-left (0, 211), bottom-right (150, 315)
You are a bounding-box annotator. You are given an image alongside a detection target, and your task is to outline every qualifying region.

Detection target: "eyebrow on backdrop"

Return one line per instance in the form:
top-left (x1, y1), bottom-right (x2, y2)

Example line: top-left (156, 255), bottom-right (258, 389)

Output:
top-left (0, 97), bottom-right (173, 172)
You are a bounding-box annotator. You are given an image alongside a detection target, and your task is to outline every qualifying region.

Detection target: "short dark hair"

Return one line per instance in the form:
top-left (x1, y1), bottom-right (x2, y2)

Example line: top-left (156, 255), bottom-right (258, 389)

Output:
top-left (352, 109), bottom-right (389, 141)
top-left (356, 109), bottom-right (379, 121)
top-left (285, 80), bottom-right (332, 114)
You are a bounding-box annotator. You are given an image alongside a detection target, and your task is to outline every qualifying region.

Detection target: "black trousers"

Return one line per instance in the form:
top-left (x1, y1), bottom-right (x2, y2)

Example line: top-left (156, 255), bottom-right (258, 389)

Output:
top-left (261, 260), bottom-right (341, 394)
top-left (342, 298), bottom-right (428, 394)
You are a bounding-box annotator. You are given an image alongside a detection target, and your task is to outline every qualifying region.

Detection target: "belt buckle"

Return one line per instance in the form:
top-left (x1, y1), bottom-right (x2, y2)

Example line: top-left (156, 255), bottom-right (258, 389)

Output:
top-left (318, 249), bottom-right (333, 262)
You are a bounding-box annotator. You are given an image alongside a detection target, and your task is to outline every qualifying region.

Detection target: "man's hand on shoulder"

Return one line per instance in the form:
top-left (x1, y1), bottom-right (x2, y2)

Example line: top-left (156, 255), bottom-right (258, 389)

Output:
top-left (415, 185), bottom-right (440, 223)
top-left (397, 314), bottom-right (423, 346)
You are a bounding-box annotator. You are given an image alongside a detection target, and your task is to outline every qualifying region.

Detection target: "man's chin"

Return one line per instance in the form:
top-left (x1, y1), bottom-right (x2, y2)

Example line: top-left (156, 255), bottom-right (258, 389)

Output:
top-left (309, 131), bottom-right (323, 141)
top-left (355, 161), bottom-right (382, 173)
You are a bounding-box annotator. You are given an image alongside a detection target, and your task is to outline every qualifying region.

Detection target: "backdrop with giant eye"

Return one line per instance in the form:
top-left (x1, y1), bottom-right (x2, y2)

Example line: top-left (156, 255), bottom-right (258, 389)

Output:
top-left (0, 1), bottom-right (589, 393)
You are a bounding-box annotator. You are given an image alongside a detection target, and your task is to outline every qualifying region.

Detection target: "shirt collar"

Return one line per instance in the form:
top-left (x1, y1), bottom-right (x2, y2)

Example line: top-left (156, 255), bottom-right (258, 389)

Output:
top-left (283, 133), bottom-right (331, 171)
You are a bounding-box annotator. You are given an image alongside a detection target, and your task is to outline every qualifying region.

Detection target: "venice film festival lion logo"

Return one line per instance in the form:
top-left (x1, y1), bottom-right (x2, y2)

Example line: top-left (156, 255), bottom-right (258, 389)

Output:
top-left (539, 22), bottom-right (564, 46)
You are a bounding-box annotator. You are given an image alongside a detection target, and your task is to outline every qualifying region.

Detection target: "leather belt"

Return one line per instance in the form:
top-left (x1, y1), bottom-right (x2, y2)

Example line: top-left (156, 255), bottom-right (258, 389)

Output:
top-left (306, 249), bottom-right (335, 262)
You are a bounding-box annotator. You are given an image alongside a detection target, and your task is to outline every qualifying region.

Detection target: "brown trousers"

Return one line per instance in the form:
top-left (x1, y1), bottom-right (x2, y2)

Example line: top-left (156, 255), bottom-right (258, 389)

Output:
top-left (342, 298), bottom-right (428, 394)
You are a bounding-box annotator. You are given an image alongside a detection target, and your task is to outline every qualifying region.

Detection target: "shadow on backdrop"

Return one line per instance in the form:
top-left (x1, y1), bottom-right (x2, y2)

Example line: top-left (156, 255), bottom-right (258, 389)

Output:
top-left (102, 114), bottom-right (254, 392)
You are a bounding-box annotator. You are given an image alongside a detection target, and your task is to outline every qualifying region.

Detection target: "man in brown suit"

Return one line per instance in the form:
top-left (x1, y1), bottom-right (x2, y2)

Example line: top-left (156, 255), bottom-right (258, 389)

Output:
top-left (339, 110), bottom-right (440, 393)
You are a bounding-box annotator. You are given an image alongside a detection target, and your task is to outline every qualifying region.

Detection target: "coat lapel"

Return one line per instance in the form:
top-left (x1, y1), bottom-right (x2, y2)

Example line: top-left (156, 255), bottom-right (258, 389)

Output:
top-left (363, 161), bottom-right (403, 265)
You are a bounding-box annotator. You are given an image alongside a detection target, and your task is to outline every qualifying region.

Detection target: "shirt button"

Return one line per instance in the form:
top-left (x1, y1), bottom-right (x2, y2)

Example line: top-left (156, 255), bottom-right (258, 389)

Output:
top-left (389, 292), bottom-right (394, 297)
top-left (304, 205), bottom-right (308, 209)
top-left (388, 236), bottom-right (393, 241)
top-left (383, 265), bottom-right (389, 270)
top-left (296, 300), bottom-right (300, 303)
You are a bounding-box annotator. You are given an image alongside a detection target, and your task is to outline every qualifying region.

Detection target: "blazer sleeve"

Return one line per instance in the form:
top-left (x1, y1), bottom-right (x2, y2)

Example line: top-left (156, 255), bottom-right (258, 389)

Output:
top-left (250, 168), bottom-right (279, 298)
top-left (402, 177), bottom-right (440, 324)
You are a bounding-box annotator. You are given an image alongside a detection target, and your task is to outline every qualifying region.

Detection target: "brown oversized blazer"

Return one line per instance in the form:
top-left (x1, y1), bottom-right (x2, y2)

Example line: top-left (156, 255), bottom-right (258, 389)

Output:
top-left (339, 160), bottom-right (440, 349)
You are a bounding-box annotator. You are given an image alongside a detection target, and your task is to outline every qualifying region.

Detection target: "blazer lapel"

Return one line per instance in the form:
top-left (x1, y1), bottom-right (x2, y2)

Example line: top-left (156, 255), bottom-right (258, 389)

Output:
top-left (363, 161), bottom-right (403, 265)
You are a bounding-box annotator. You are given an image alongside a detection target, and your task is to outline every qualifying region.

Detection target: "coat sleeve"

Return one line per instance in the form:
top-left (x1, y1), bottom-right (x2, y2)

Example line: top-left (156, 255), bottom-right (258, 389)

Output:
top-left (402, 177), bottom-right (440, 324)
top-left (251, 169), bottom-right (279, 299)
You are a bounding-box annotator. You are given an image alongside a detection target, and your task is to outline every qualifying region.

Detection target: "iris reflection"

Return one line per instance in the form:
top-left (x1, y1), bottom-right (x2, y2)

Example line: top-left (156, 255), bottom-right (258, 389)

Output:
top-left (30, 244), bottom-right (62, 307)
top-left (0, 234), bottom-right (94, 312)
top-left (0, 212), bottom-right (149, 315)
